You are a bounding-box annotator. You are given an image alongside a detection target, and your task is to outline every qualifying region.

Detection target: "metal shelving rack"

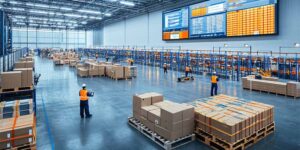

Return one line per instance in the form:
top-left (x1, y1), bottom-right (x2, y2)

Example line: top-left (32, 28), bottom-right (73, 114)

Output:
top-left (76, 46), bottom-right (300, 82)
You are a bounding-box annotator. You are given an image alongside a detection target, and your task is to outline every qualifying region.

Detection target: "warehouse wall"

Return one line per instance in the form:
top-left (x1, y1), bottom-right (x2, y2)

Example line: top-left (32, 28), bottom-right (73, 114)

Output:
top-left (103, 0), bottom-right (300, 52)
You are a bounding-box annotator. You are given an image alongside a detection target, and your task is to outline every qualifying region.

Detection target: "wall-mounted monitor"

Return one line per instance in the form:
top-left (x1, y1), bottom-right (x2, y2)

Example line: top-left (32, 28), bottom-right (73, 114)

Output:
top-left (162, 0), bottom-right (278, 40)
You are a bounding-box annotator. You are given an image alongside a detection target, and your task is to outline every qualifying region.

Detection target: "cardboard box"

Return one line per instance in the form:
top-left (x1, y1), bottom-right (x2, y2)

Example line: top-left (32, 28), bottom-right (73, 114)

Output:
top-left (182, 119), bottom-right (194, 136)
top-left (161, 120), bottom-right (182, 132)
top-left (14, 68), bottom-right (33, 87)
top-left (111, 66), bottom-right (124, 79)
top-left (124, 66), bottom-right (137, 78)
top-left (148, 109), bottom-right (161, 125)
top-left (132, 94), bottom-right (152, 121)
top-left (141, 105), bottom-right (159, 118)
top-left (160, 105), bottom-right (183, 124)
top-left (88, 69), bottom-right (98, 76)
top-left (77, 68), bottom-right (89, 77)
top-left (140, 116), bottom-right (155, 131)
top-left (14, 61), bottom-right (34, 69)
top-left (0, 71), bottom-right (22, 89)
top-left (132, 94), bottom-right (152, 113)
top-left (149, 92), bottom-right (163, 104)
top-left (155, 125), bottom-right (182, 141)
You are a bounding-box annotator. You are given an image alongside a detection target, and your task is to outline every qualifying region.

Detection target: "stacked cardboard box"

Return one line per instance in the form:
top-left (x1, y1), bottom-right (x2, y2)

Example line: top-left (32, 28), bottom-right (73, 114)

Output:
top-left (77, 68), bottom-right (89, 77)
top-left (192, 94), bottom-right (274, 144)
top-left (105, 65), bottom-right (113, 77)
top-left (242, 76), bottom-right (287, 95)
top-left (14, 61), bottom-right (34, 69)
top-left (0, 99), bottom-right (33, 119)
top-left (14, 68), bottom-right (33, 87)
top-left (0, 71), bottom-right (22, 89)
top-left (262, 76), bottom-right (278, 81)
top-left (111, 66), bottom-right (124, 79)
top-left (287, 82), bottom-right (300, 98)
top-left (0, 114), bottom-right (35, 149)
top-left (133, 93), bottom-right (195, 141)
top-left (89, 63), bottom-right (105, 76)
top-left (124, 66), bottom-right (137, 79)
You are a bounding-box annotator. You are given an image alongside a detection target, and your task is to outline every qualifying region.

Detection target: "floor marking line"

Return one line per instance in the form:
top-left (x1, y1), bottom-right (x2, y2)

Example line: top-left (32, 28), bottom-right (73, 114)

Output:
top-left (41, 91), bottom-right (55, 150)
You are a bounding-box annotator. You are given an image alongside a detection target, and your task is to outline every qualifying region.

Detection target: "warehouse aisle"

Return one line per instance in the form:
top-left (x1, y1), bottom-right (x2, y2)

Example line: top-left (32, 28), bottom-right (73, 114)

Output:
top-left (34, 57), bottom-right (300, 150)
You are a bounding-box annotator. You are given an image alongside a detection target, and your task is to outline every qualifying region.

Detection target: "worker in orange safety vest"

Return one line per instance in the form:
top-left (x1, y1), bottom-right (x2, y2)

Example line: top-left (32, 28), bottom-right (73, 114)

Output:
top-left (185, 66), bottom-right (191, 77)
top-left (211, 72), bottom-right (219, 96)
top-left (79, 84), bottom-right (92, 118)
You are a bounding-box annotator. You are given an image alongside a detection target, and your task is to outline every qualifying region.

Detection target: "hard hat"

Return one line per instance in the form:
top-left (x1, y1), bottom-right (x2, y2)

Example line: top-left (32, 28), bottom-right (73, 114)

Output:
top-left (82, 84), bottom-right (86, 87)
top-left (213, 71), bottom-right (216, 74)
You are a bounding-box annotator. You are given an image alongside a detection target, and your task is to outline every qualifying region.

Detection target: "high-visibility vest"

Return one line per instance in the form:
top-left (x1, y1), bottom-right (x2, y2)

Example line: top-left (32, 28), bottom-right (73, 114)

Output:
top-left (79, 89), bottom-right (88, 101)
top-left (185, 67), bottom-right (190, 72)
top-left (211, 75), bottom-right (218, 83)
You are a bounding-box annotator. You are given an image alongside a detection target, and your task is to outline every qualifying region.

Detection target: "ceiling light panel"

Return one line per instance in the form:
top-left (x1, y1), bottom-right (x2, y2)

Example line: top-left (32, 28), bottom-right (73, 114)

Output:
top-left (120, 1), bottom-right (135, 6)
top-left (78, 9), bottom-right (101, 14)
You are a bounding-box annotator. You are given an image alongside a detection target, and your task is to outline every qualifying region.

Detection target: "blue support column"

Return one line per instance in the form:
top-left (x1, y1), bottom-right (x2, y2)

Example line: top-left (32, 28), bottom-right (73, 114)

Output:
top-left (296, 54), bottom-right (299, 81)
top-left (237, 52), bottom-right (241, 81)
top-left (225, 52), bottom-right (228, 79)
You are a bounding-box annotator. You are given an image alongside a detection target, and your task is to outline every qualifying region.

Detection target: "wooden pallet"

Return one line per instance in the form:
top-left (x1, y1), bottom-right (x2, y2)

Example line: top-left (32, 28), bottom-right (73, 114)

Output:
top-left (195, 122), bottom-right (275, 150)
top-left (128, 117), bottom-right (195, 150)
top-left (0, 86), bottom-right (33, 93)
top-left (10, 142), bottom-right (36, 150)
top-left (243, 88), bottom-right (288, 97)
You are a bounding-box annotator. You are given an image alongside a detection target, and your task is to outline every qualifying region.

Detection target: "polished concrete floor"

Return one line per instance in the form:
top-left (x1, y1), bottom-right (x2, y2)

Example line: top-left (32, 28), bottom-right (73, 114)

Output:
top-left (35, 57), bottom-right (300, 150)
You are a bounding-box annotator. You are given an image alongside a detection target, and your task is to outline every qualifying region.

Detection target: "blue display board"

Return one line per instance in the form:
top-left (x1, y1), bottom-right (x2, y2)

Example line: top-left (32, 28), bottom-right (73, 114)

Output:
top-left (163, 7), bottom-right (189, 31)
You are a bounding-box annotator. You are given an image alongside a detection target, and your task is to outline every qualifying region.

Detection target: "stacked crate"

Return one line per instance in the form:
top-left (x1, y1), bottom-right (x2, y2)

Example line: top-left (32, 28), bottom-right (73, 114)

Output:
top-left (124, 66), bottom-right (137, 79)
top-left (287, 82), bottom-right (300, 98)
top-left (133, 93), bottom-right (195, 141)
top-left (0, 99), bottom-right (35, 149)
top-left (192, 94), bottom-right (274, 144)
top-left (242, 75), bottom-right (287, 95)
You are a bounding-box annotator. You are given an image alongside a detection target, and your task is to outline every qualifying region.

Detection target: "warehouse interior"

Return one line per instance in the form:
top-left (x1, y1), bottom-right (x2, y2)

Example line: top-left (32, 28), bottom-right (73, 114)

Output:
top-left (0, 0), bottom-right (300, 150)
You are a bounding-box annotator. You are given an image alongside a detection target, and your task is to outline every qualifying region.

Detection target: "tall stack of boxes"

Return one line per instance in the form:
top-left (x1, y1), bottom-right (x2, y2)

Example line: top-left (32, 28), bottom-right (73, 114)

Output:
top-left (133, 93), bottom-right (194, 141)
top-left (1, 56), bottom-right (34, 90)
top-left (0, 99), bottom-right (35, 149)
top-left (192, 94), bottom-right (274, 144)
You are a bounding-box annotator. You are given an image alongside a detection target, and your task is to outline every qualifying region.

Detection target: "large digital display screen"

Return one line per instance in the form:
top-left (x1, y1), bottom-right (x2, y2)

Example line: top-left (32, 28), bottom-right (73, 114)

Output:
top-left (163, 7), bottom-right (189, 40)
top-left (162, 0), bottom-right (278, 40)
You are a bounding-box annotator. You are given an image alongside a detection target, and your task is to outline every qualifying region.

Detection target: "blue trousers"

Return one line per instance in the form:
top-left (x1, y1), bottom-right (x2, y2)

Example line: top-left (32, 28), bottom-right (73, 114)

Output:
top-left (80, 100), bottom-right (90, 117)
top-left (211, 83), bottom-right (218, 96)
top-left (185, 71), bottom-right (189, 77)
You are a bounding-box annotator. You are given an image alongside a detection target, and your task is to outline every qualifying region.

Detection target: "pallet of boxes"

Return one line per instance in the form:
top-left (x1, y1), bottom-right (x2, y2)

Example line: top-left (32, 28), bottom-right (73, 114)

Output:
top-left (0, 57), bottom-right (34, 93)
top-left (129, 92), bottom-right (195, 150)
top-left (242, 75), bottom-right (300, 98)
top-left (192, 94), bottom-right (275, 150)
top-left (0, 99), bottom-right (36, 150)
top-left (76, 60), bottom-right (137, 80)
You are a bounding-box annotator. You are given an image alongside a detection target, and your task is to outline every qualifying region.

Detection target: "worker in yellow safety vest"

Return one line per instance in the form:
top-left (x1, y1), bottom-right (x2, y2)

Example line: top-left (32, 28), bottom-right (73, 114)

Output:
top-left (211, 72), bottom-right (219, 96)
top-left (79, 84), bottom-right (92, 118)
top-left (185, 66), bottom-right (191, 77)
